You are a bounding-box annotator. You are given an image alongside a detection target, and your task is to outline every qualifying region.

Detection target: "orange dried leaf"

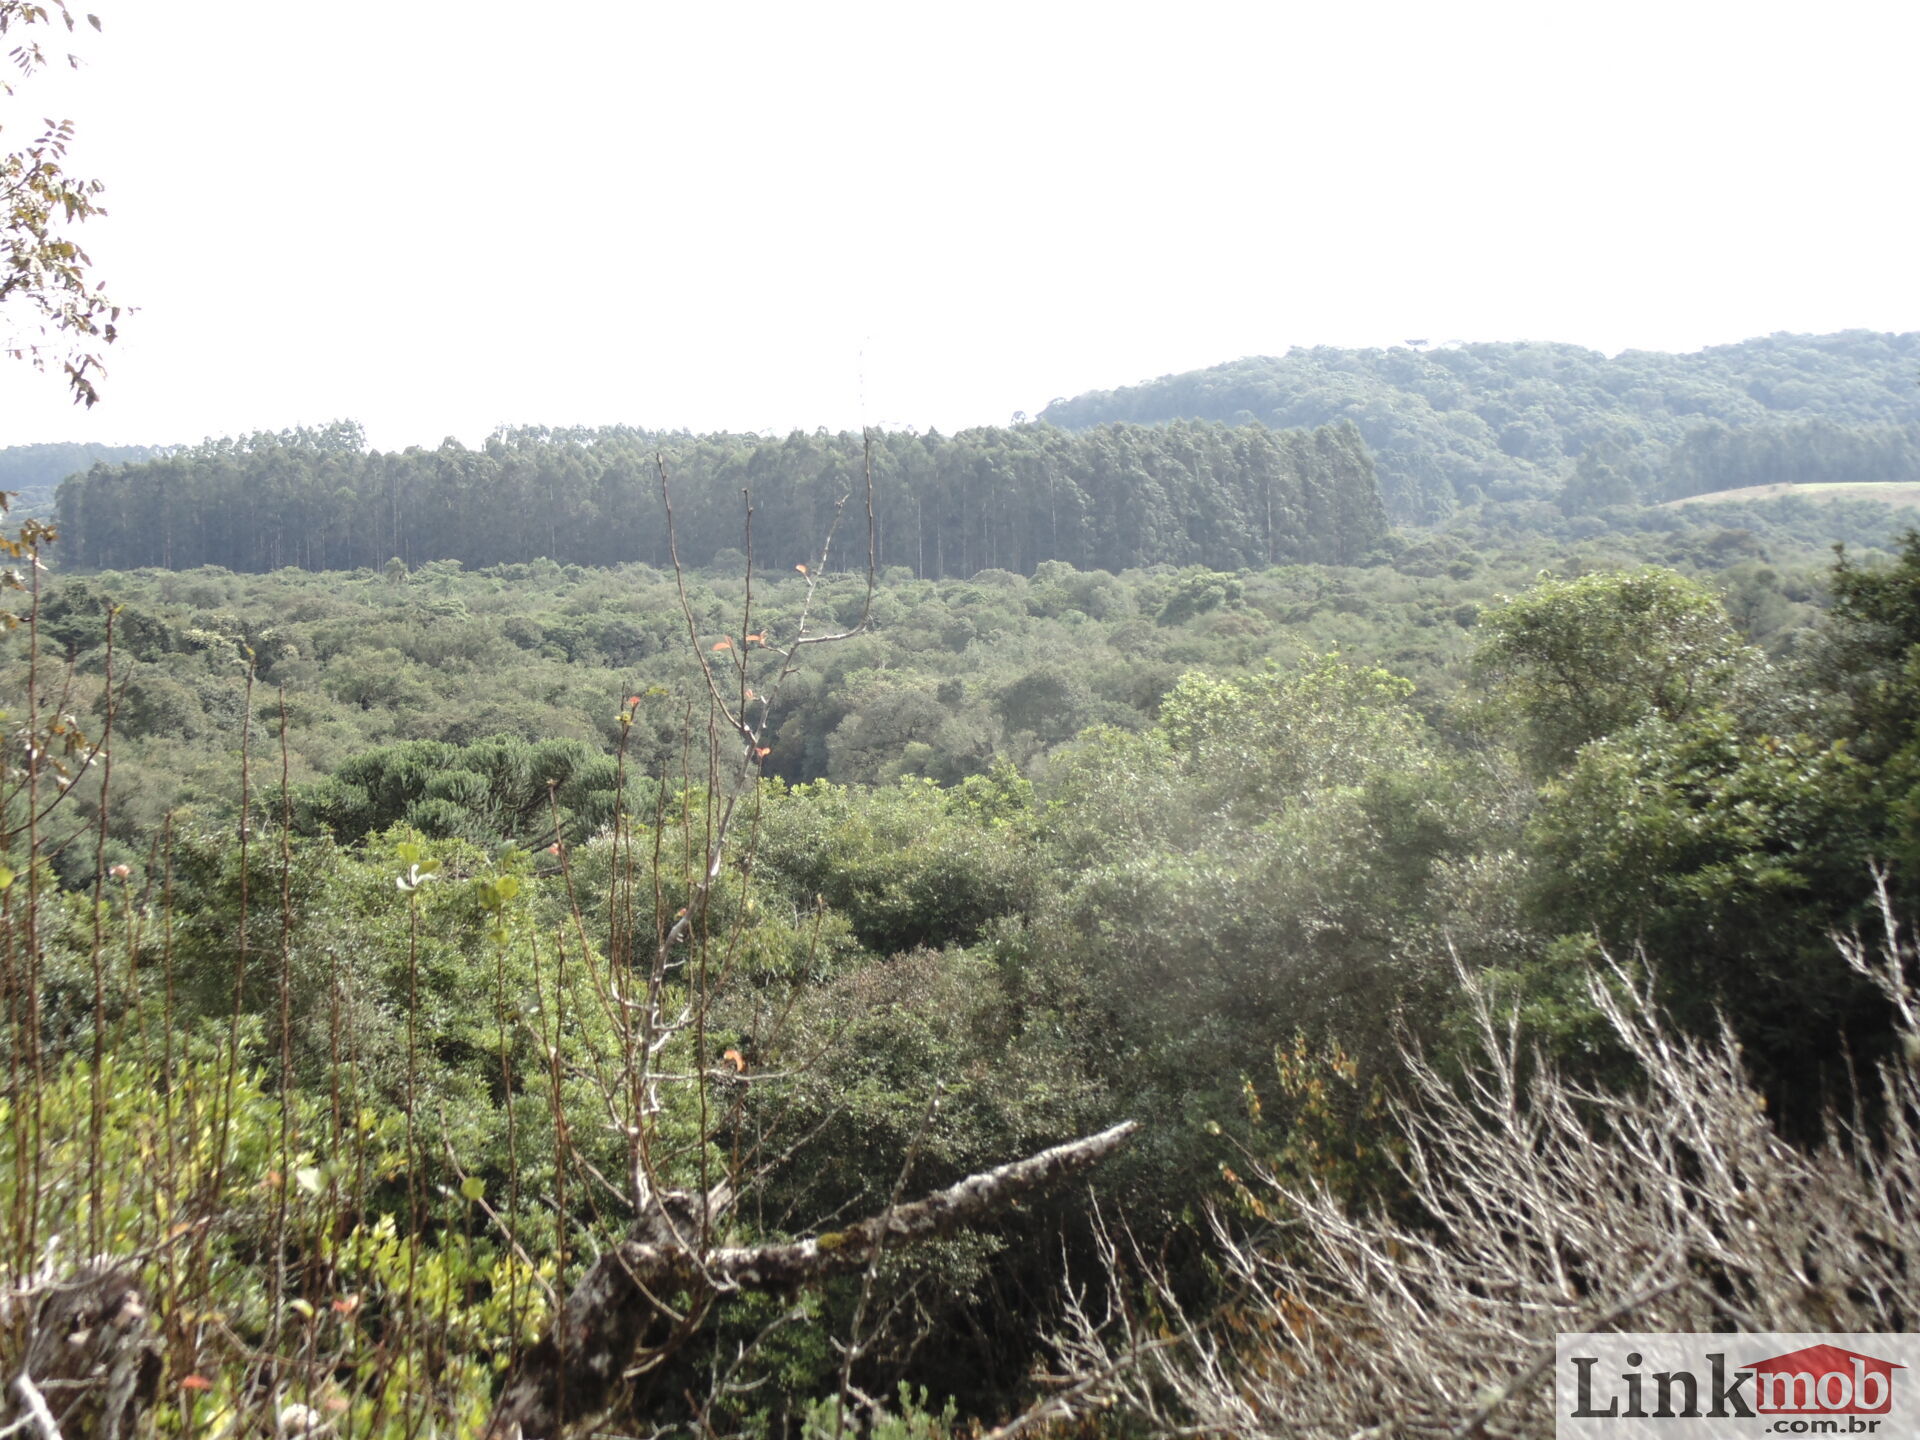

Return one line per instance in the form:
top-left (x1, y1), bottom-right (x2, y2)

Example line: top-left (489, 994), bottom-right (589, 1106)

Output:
top-left (755, 747), bottom-right (771, 758)
top-left (181, 1375), bottom-right (213, 1391)
top-left (711, 638), bottom-right (733, 652)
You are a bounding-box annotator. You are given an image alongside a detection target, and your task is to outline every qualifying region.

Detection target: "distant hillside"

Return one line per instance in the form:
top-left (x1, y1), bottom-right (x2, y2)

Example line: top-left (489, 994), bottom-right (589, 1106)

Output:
top-left (54, 419), bottom-right (1388, 576)
top-left (1039, 332), bottom-right (1920, 522)
top-left (0, 441), bottom-right (169, 516)
top-left (0, 441), bottom-right (168, 490)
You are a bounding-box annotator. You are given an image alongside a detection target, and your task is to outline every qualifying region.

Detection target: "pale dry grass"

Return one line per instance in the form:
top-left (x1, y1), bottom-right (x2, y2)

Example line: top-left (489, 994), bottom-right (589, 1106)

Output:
top-left (1661, 481), bottom-right (1920, 509)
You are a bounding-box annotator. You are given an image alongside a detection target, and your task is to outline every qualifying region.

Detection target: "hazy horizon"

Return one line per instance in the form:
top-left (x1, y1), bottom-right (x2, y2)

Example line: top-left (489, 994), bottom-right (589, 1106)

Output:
top-left (4, 0), bottom-right (1914, 453)
top-left (12, 326), bottom-right (1917, 455)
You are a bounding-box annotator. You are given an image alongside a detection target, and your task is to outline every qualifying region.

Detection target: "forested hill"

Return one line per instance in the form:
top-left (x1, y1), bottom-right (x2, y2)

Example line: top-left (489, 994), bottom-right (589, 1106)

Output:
top-left (1039, 331), bottom-right (1920, 521)
top-left (54, 418), bottom-right (1388, 576)
top-left (0, 440), bottom-right (168, 516)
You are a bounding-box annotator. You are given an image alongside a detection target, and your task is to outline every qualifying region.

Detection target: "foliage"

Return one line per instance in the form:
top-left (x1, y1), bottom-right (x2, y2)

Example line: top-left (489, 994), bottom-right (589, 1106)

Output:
top-left (8, 466), bottom-right (1920, 1433)
top-left (18, 522), bottom-right (1844, 875)
top-left (1212, 1031), bottom-right (1399, 1215)
top-left (1823, 529), bottom-right (1920, 762)
top-left (1471, 567), bottom-right (1758, 776)
top-left (755, 777), bottom-right (1037, 956)
top-left (1032, 653), bottom-right (1490, 1224)
top-left (1046, 929), bottom-right (1920, 1438)
top-left (799, 1384), bottom-right (957, 1440)
top-left (0, 1), bottom-right (121, 405)
top-left (1041, 331), bottom-right (1920, 521)
top-left (1523, 711), bottom-right (1883, 1108)
top-left (295, 734), bottom-right (644, 847)
top-left (11, 0), bottom-right (1916, 1427)
top-left (53, 419), bottom-right (1389, 576)
top-left (0, 1044), bottom-right (548, 1436)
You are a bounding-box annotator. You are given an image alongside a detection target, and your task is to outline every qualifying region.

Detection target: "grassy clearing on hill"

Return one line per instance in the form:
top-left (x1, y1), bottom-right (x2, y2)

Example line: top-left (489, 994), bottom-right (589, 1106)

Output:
top-left (1663, 480), bottom-right (1920, 509)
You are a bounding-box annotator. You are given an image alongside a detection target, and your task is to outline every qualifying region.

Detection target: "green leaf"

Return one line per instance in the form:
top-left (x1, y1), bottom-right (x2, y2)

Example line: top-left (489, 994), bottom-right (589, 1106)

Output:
top-left (0, 866), bottom-right (14, 892)
top-left (459, 1176), bottom-right (485, 1203)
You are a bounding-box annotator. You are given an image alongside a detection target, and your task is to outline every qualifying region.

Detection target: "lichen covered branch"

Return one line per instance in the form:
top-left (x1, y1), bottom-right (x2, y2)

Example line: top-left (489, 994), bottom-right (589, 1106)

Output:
top-left (484, 1121), bottom-right (1137, 1440)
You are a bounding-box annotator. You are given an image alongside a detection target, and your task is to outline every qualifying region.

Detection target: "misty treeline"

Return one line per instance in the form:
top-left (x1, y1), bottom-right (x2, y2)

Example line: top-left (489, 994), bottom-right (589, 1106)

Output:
top-left (9, 478), bottom-right (1920, 1434)
top-left (0, 439), bottom-right (163, 518)
top-left (34, 330), bottom-right (1920, 563)
top-left (1042, 330), bottom-right (1920, 519)
top-left (0, 441), bottom-right (163, 491)
top-left (52, 417), bottom-right (1389, 576)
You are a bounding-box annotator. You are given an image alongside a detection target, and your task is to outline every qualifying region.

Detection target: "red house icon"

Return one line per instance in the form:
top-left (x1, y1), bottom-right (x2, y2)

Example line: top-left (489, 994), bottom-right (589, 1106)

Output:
top-left (1742, 1345), bottom-right (1904, 1415)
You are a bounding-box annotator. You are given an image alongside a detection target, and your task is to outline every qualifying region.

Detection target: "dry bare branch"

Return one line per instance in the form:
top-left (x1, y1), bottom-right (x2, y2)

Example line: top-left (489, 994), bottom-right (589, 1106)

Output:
top-left (0, 1264), bottom-right (158, 1440)
top-left (485, 1120), bottom-right (1136, 1440)
top-left (1047, 913), bottom-right (1920, 1440)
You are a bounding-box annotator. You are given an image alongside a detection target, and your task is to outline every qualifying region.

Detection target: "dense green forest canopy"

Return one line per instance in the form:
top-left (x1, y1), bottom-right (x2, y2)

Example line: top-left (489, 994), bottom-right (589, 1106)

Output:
top-left (12, 475), bottom-right (1920, 1433)
top-left (1039, 331), bottom-right (1920, 521)
top-left (33, 509), bottom-right (1885, 867)
top-left (17, 340), bottom-right (1920, 1439)
top-left (52, 418), bottom-right (1389, 576)
top-left (14, 316), bottom-right (1920, 1437)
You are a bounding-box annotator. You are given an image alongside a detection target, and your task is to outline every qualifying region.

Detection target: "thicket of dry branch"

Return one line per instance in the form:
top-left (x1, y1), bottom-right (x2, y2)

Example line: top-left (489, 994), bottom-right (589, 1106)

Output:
top-left (1046, 892), bottom-right (1920, 1440)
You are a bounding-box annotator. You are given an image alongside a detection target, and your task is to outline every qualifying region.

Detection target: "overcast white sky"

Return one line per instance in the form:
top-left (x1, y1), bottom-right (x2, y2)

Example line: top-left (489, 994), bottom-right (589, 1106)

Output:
top-left (2, 0), bottom-right (1915, 451)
